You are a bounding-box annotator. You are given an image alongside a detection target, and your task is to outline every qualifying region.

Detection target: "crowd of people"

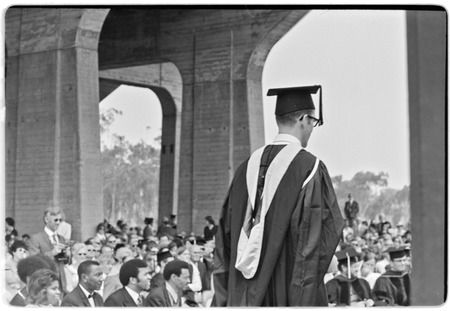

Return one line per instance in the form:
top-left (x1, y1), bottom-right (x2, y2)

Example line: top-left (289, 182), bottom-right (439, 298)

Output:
top-left (4, 208), bottom-right (217, 307)
top-left (325, 209), bottom-right (412, 307)
top-left (4, 204), bottom-right (411, 307)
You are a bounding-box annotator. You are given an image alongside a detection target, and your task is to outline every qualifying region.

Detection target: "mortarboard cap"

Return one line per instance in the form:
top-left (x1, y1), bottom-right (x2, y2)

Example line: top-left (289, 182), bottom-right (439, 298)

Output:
top-left (335, 248), bottom-right (361, 265)
top-left (267, 85), bottom-right (323, 125)
top-left (386, 246), bottom-right (407, 260)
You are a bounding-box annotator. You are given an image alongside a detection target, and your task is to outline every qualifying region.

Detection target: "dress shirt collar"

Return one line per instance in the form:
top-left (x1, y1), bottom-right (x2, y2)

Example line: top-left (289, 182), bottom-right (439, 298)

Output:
top-left (272, 133), bottom-right (301, 145)
top-left (165, 281), bottom-right (179, 306)
top-left (44, 226), bottom-right (57, 239)
top-left (79, 284), bottom-right (93, 298)
top-left (79, 284), bottom-right (95, 307)
top-left (125, 286), bottom-right (140, 305)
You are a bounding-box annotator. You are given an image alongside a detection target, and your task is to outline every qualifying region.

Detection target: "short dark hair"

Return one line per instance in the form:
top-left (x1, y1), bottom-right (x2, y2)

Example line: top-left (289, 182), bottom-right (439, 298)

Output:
top-left (163, 259), bottom-right (189, 281)
top-left (6, 217), bottom-right (15, 227)
top-left (17, 255), bottom-right (53, 283)
top-left (275, 109), bottom-right (313, 127)
top-left (10, 240), bottom-right (28, 254)
top-left (78, 260), bottom-right (100, 278)
top-left (119, 259), bottom-right (148, 286)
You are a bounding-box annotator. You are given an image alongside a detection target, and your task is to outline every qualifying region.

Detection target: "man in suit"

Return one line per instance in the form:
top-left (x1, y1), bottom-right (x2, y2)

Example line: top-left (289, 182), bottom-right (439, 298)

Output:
top-left (28, 206), bottom-right (69, 293)
top-left (104, 259), bottom-right (152, 307)
top-left (146, 259), bottom-right (191, 307)
top-left (61, 260), bottom-right (104, 307)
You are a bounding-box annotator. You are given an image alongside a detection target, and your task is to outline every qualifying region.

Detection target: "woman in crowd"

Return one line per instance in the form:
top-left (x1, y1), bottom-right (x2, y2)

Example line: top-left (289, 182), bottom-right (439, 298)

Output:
top-left (5, 240), bottom-right (29, 302)
top-left (63, 242), bottom-right (87, 293)
top-left (26, 269), bottom-right (61, 307)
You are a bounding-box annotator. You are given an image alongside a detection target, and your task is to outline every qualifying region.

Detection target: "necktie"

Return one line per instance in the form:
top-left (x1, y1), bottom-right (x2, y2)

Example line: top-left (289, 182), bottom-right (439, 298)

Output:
top-left (137, 295), bottom-right (143, 306)
top-left (52, 234), bottom-right (58, 245)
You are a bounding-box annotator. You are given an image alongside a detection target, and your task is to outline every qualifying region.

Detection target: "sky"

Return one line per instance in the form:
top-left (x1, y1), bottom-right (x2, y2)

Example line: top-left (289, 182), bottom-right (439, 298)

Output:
top-left (100, 9), bottom-right (410, 190)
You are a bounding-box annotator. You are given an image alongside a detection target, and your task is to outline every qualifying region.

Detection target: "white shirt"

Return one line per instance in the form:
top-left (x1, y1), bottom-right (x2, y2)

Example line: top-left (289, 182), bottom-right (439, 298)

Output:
top-left (125, 286), bottom-right (141, 306)
top-left (272, 133), bottom-right (301, 145)
top-left (165, 281), bottom-right (179, 306)
top-left (44, 226), bottom-right (59, 244)
top-left (188, 261), bottom-right (202, 292)
top-left (79, 284), bottom-right (95, 307)
top-left (57, 221), bottom-right (72, 241)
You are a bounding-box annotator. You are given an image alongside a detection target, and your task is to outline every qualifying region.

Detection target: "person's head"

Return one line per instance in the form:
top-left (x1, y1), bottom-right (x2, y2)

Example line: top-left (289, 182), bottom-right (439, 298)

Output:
top-left (162, 216), bottom-right (169, 225)
top-left (85, 243), bottom-right (96, 260)
top-left (269, 85), bottom-right (322, 147)
top-left (361, 252), bottom-right (377, 277)
top-left (189, 244), bottom-right (203, 263)
top-left (106, 234), bottom-right (118, 248)
top-left (101, 245), bottom-right (114, 257)
top-left (176, 246), bottom-right (190, 262)
top-left (43, 206), bottom-right (62, 232)
top-left (163, 259), bottom-right (190, 291)
top-left (17, 255), bottom-right (55, 284)
top-left (78, 260), bottom-right (104, 292)
top-left (157, 250), bottom-right (174, 270)
top-left (10, 240), bottom-right (29, 261)
top-left (168, 241), bottom-right (178, 258)
top-left (336, 248), bottom-right (361, 279)
top-left (96, 223), bottom-right (106, 234)
top-left (71, 242), bottom-right (87, 265)
top-left (97, 253), bottom-right (116, 275)
top-left (114, 246), bottom-right (134, 264)
top-left (6, 217), bottom-right (15, 229)
top-left (387, 247), bottom-right (408, 272)
top-left (205, 215), bottom-right (215, 226)
top-left (27, 269), bottom-right (60, 306)
top-left (144, 217), bottom-right (154, 225)
top-left (348, 193), bottom-right (353, 200)
top-left (119, 259), bottom-right (151, 293)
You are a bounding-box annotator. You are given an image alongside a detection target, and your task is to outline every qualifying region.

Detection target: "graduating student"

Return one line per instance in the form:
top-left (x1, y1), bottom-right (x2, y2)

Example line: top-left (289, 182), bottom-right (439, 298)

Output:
top-left (373, 246), bottom-right (411, 306)
top-left (212, 85), bottom-right (344, 306)
top-left (325, 248), bottom-right (373, 307)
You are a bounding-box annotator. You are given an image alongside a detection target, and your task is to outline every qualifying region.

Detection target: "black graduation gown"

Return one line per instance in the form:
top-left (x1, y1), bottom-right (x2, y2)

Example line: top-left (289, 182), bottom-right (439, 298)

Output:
top-left (372, 270), bottom-right (411, 306)
top-left (325, 275), bottom-right (372, 306)
top-left (212, 145), bottom-right (344, 306)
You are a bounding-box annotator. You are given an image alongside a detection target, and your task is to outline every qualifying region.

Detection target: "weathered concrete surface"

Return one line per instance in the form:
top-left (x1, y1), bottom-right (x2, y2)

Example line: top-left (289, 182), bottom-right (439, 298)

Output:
top-left (406, 9), bottom-right (447, 306)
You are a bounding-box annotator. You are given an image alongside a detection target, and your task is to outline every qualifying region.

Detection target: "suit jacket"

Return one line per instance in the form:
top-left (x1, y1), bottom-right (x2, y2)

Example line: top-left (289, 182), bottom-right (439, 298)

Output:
top-left (104, 287), bottom-right (139, 307)
top-left (9, 288), bottom-right (27, 306)
top-left (29, 230), bottom-right (66, 258)
top-left (146, 283), bottom-right (176, 307)
top-left (29, 230), bottom-right (68, 292)
top-left (196, 261), bottom-right (210, 291)
top-left (61, 285), bottom-right (104, 307)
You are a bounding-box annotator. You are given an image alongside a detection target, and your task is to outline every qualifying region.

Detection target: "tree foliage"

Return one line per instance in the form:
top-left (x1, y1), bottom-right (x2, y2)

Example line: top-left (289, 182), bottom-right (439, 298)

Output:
top-left (100, 108), bottom-right (160, 226)
top-left (333, 171), bottom-right (410, 226)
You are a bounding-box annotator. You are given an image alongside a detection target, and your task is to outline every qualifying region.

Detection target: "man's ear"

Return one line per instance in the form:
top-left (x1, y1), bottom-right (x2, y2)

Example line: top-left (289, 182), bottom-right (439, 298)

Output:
top-left (129, 276), bottom-right (137, 285)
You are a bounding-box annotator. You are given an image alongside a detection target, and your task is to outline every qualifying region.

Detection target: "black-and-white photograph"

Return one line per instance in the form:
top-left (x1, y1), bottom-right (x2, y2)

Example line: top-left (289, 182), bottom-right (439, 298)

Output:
top-left (2, 2), bottom-right (447, 309)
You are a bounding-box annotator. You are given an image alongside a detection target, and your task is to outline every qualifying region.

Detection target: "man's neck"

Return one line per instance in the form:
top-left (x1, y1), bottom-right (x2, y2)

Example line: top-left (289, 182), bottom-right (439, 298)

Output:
top-left (79, 283), bottom-right (93, 294)
top-left (44, 226), bottom-right (56, 234)
top-left (126, 284), bottom-right (141, 295)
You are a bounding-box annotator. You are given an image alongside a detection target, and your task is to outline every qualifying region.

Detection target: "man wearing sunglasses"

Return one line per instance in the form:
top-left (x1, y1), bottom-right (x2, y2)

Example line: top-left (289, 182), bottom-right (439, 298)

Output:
top-left (29, 206), bottom-right (68, 293)
top-left (213, 85), bottom-right (344, 307)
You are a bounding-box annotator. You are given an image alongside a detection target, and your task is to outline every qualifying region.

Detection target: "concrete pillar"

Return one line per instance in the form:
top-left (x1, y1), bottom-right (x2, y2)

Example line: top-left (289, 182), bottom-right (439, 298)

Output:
top-left (5, 8), bottom-right (109, 241)
top-left (407, 9), bottom-right (446, 306)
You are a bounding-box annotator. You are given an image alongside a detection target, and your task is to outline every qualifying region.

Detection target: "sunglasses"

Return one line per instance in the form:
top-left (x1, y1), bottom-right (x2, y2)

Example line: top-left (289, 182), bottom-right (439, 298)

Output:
top-left (78, 253), bottom-right (87, 256)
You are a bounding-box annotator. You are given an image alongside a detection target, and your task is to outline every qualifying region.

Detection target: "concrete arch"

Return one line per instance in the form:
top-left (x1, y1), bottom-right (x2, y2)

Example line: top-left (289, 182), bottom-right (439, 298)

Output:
top-left (98, 61), bottom-right (183, 221)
